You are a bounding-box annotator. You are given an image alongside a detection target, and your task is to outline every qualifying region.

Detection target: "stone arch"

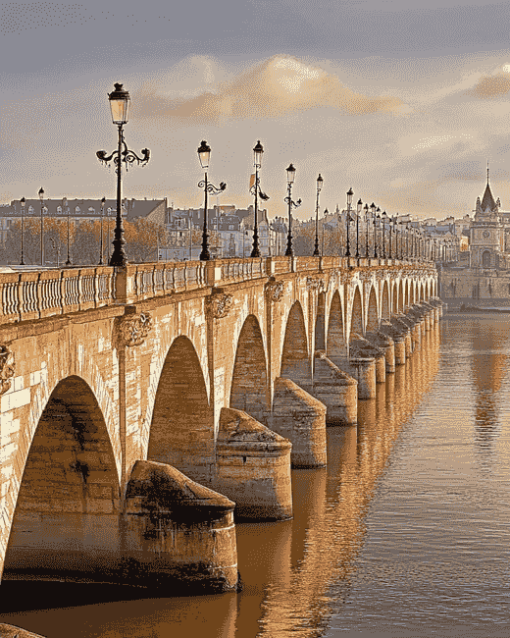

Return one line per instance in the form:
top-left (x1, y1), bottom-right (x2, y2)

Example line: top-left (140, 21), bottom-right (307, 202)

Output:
top-left (230, 314), bottom-right (268, 423)
top-left (349, 285), bottom-right (363, 340)
top-left (411, 281), bottom-right (416, 305)
top-left (315, 291), bottom-right (327, 352)
top-left (392, 282), bottom-right (398, 314)
top-left (366, 286), bottom-right (379, 331)
top-left (148, 336), bottom-right (212, 483)
top-left (3, 376), bottom-right (120, 581)
top-left (281, 301), bottom-right (311, 390)
top-left (482, 250), bottom-right (491, 268)
top-left (327, 291), bottom-right (346, 361)
top-left (381, 281), bottom-right (390, 320)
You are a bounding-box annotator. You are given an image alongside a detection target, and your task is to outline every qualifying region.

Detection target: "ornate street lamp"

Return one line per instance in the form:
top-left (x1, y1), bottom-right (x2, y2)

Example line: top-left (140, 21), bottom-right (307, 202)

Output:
top-left (196, 140), bottom-right (227, 261)
top-left (63, 197), bottom-right (72, 266)
top-left (313, 174), bottom-right (324, 256)
top-left (371, 204), bottom-right (378, 258)
top-left (20, 197), bottom-right (26, 266)
top-left (97, 83), bottom-right (150, 267)
top-left (364, 203), bottom-right (369, 258)
top-left (345, 187), bottom-right (353, 257)
top-left (355, 198), bottom-right (362, 258)
top-left (99, 196), bottom-right (106, 265)
top-left (38, 187), bottom-right (46, 266)
top-left (106, 207), bottom-right (113, 262)
top-left (381, 211), bottom-right (387, 258)
top-left (284, 164), bottom-right (302, 257)
top-left (375, 214), bottom-right (380, 258)
top-left (250, 140), bottom-right (269, 258)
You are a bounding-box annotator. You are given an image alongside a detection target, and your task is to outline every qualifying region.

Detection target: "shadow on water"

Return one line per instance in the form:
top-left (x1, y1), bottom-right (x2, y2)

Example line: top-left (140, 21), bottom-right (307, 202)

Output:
top-left (0, 327), bottom-right (441, 638)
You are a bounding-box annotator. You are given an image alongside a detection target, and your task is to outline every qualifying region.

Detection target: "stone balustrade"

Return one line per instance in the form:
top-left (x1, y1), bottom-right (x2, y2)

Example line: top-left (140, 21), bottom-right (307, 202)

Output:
top-left (0, 256), bottom-right (435, 325)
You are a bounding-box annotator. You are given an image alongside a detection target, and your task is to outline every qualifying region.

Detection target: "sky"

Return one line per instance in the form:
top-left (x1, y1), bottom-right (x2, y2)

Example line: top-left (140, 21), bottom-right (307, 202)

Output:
top-left (2, 0), bottom-right (510, 219)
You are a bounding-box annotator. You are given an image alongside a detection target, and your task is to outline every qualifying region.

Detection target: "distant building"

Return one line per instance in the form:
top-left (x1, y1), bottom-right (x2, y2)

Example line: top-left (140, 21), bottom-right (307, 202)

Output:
top-left (0, 197), bottom-right (167, 246)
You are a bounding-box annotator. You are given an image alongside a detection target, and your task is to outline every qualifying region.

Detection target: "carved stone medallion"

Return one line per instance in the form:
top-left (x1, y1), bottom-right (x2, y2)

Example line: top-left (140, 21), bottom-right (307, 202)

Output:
top-left (205, 292), bottom-right (233, 319)
top-left (265, 278), bottom-right (284, 302)
top-left (0, 345), bottom-right (14, 395)
top-left (116, 311), bottom-right (153, 347)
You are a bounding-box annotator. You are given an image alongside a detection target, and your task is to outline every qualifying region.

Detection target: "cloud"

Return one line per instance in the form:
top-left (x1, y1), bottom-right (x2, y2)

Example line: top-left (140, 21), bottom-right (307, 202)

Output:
top-left (132, 54), bottom-right (411, 123)
top-left (466, 73), bottom-right (510, 99)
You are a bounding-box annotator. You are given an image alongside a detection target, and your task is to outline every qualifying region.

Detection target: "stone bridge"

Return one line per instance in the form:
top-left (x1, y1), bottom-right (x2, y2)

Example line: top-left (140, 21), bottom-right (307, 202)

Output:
top-left (0, 255), bottom-right (440, 592)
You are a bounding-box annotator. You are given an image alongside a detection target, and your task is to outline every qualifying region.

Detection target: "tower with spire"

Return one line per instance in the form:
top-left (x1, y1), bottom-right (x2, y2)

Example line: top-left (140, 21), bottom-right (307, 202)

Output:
top-left (470, 161), bottom-right (507, 268)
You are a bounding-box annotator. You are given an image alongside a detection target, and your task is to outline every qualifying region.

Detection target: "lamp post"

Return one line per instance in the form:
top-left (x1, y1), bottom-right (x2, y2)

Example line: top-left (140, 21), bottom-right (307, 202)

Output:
top-left (250, 141), bottom-right (269, 258)
top-left (20, 197), bottom-right (25, 266)
top-left (375, 214), bottom-right (380, 258)
top-left (381, 211), bottom-right (387, 258)
top-left (63, 197), bottom-right (72, 266)
top-left (355, 198), bottom-right (362, 258)
top-left (313, 174), bottom-right (324, 256)
top-left (196, 141), bottom-right (227, 261)
top-left (38, 187), bottom-right (46, 266)
top-left (364, 203), bottom-right (369, 258)
top-left (345, 188), bottom-right (353, 257)
top-left (371, 204), bottom-right (377, 258)
top-left (106, 208), bottom-right (112, 262)
top-left (406, 222), bottom-right (410, 261)
top-left (98, 196), bottom-right (105, 265)
top-left (96, 83), bottom-right (150, 268)
top-left (284, 164), bottom-right (302, 257)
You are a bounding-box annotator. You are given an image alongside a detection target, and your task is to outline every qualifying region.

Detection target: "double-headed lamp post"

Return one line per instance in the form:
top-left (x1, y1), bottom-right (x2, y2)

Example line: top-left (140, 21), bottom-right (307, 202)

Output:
top-left (250, 140), bottom-right (269, 258)
top-left (96, 83), bottom-right (150, 268)
top-left (99, 196), bottom-right (106, 265)
top-left (20, 197), bottom-right (26, 266)
top-left (313, 173), bottom-right (324, 256)
top-left (364, 203), bottom-right (369, 258)
top-left (355, 198), bottom-right (362, 258)
top-left (63, 197), bottom-right (72, 266)
top-left (284, 164), bottom-right (302, 257)
top-left (381, 211), bottom-right (388, 258)
top-left (197, 141), bottom-right (227, 261)
top-left (345, 187), bottom-right (353, 257)
top-left (371, 203), bottom-right (377, 258)
top-left (38, 187), bottom-right (47, 267)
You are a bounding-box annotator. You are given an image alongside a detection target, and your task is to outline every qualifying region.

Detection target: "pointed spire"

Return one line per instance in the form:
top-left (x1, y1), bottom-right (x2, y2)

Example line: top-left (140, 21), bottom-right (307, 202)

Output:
top-left (481, 161), bottom-right (497, 211)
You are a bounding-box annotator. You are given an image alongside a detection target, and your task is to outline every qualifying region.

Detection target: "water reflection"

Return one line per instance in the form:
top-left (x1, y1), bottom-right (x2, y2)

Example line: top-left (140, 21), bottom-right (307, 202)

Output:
top-left (251, 326), bottom-right (440, 638)
top-left (469, 319), bottom-right (509, 458)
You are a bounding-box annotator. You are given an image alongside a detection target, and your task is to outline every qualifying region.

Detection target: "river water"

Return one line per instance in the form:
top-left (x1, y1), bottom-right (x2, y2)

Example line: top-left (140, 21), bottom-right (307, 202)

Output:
top-left (1, 313), bottom-right (510, 638)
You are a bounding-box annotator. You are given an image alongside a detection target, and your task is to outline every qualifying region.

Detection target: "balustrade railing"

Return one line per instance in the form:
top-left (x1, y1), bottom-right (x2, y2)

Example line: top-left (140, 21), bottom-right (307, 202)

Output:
top-left (0, 257), bottom-right (435, 324)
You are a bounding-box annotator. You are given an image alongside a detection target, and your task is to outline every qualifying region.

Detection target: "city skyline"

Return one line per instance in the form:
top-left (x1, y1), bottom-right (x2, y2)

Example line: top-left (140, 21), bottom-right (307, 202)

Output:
top-left (2, 1), bottom-right (510, 220)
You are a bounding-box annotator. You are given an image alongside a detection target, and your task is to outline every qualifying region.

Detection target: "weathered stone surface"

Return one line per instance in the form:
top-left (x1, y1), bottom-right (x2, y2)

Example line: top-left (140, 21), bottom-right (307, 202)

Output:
top-left (0, 624), bottom-right (45, 638)
top-left (312, 353), bottom-right (358, 425)
top-left (214, 407), bottom-right (293, 521)
top-left (365, 330), bottom-right (395, 373)
top-left (271, 377), bottom-right (327, 468)
top-left (123, 460), bottom-right (238, 591)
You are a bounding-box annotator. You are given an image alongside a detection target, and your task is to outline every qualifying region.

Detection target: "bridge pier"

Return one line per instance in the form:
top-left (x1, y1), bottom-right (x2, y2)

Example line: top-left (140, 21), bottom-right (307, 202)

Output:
top-left (365, 331), bottom-right (395, 374)
top-left (123, 461), bottom-right (239, 591)
top-left (347, 357), bottom-right (377, 399)
top-left (270, 378), bottom-right (327, 468)
top-left (214, 408), bottom-right (293, 521)
top-left (311, 353), bottom-right (358, 425)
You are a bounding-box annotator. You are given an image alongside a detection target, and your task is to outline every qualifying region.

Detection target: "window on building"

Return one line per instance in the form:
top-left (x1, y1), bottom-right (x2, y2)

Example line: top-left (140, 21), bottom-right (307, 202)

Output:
top-left (482, 250), bottom-right (491, 268)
